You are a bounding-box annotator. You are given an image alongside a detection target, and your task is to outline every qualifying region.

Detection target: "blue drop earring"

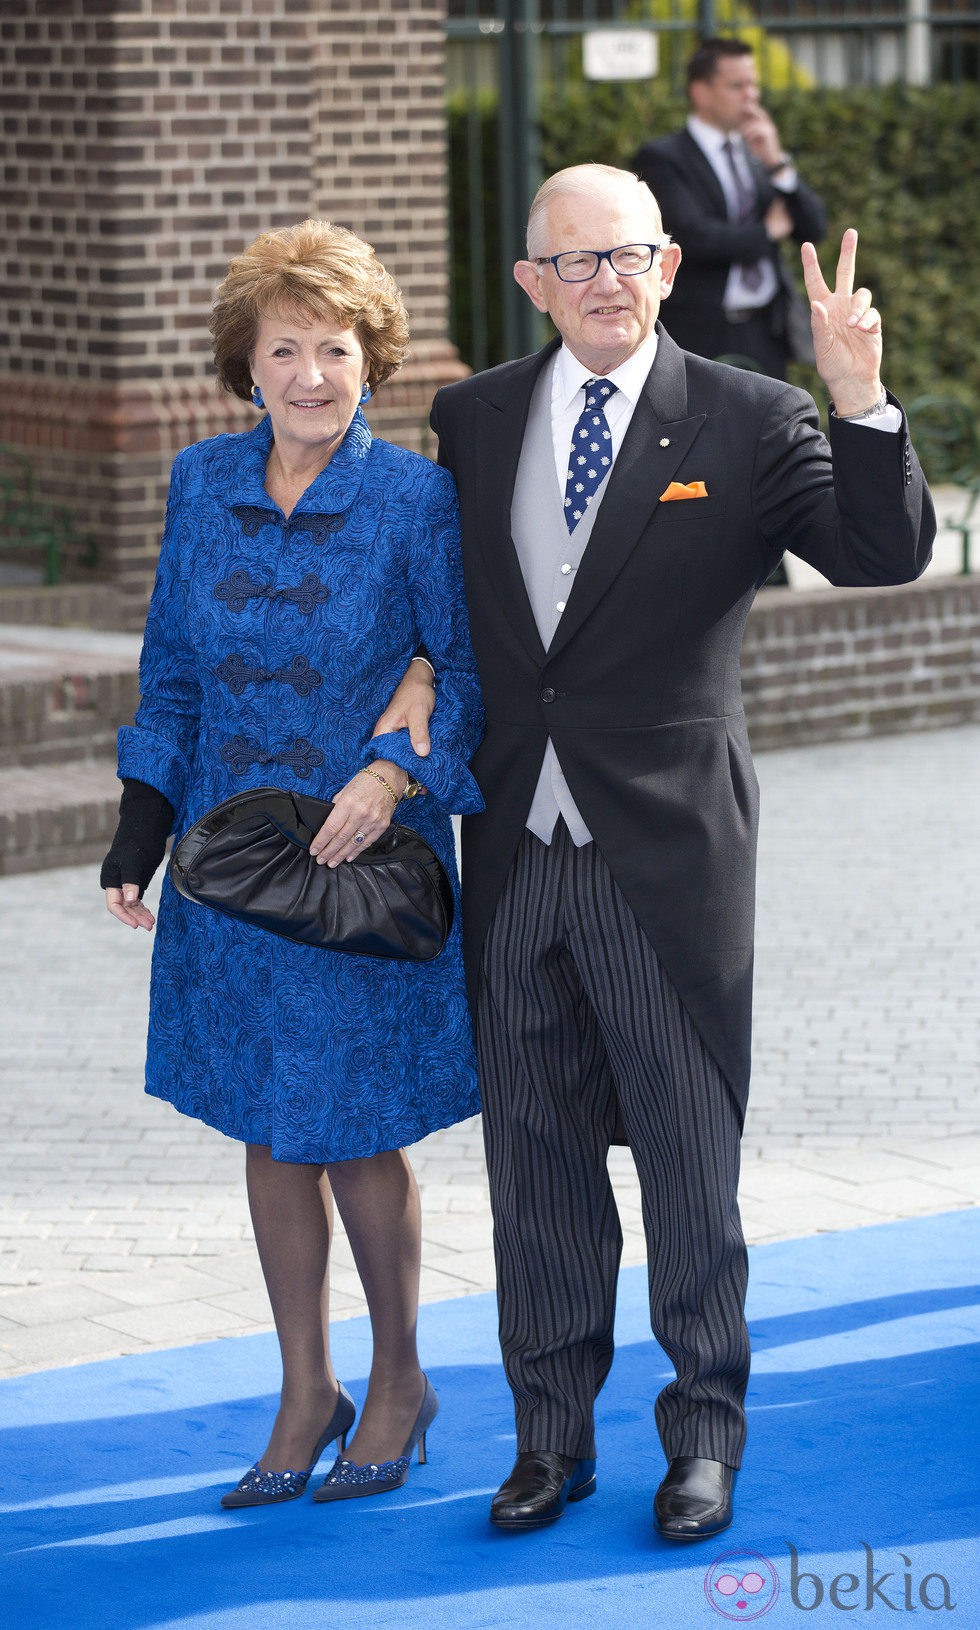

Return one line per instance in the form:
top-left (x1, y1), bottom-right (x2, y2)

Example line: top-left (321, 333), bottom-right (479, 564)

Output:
top-left (251, 384), bottom-right (264, 409)
top-left (359, 383), bottom-right (371, 405)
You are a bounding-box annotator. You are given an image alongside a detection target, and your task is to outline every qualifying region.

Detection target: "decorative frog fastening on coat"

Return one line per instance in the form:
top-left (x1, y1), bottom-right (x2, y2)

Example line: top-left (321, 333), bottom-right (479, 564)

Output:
top-left (216, 653), bottom-right (323, 698)
top-left (214, 508), bottom-right (342, 618)
top-left (214, 571), bottom-right (330, 617)
top-left (230, 504), bottom-right (346, 542)
top-left (220, 735), bottom-right (326, 778)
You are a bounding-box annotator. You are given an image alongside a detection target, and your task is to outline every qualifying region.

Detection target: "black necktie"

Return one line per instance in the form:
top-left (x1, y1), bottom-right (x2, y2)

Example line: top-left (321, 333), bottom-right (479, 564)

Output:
top-left (722, 137), bottom-right (764, 292)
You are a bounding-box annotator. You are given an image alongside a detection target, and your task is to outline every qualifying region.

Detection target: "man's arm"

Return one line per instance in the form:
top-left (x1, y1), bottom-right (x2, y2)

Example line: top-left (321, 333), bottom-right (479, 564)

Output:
top-left (741, 105), bottom-right (827, 245)
top-left (753, 229), bottom-right (933, 587)
top-left (371, 656), bottom-right (435, 758)
top-left (770, 173), bottom-right (826, 248)
top-left (368, 387), bottom-right (461, 758)
top-left (366, 383), bottom-right (463, 756)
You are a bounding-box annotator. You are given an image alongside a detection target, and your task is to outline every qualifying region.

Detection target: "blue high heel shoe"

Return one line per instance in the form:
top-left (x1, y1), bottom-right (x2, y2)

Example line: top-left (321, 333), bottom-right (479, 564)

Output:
top-left (220, 1382), bottom-right (356, 1508)
top-left (312, 1375), bottom-right (438, 1502)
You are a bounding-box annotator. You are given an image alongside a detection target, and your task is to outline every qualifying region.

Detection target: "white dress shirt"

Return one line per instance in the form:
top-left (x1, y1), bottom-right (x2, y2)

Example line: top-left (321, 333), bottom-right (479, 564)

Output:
top-left (686, 114), bottom-right (783, 312)
top-left (550, 329), bottom-right (661, 494)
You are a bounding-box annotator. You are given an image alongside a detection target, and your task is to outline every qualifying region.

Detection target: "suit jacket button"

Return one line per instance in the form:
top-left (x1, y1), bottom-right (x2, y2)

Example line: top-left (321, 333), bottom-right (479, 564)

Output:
top-left (540, 686), bottom-right (556, 703)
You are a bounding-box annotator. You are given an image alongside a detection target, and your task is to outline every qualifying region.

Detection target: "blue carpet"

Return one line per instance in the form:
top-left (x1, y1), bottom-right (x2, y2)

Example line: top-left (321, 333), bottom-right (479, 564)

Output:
top-left (2, 1210), bottom-right (978, 1630)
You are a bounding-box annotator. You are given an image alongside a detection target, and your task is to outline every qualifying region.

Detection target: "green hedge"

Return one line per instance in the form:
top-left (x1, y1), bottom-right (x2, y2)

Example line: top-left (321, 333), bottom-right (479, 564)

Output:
top-left (449, 82), bottom-right (980, 453)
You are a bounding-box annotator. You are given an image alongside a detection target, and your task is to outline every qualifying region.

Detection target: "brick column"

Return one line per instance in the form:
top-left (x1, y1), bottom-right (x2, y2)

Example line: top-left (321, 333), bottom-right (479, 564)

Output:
top-left (0, 0), bottom-right (464, 628)
top-left (310, 0), bottom-right (465, 459)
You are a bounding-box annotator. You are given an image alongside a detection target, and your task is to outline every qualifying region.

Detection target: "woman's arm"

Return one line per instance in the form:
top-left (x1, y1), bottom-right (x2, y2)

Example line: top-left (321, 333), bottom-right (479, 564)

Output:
top-left (362, 462), bottom-right (484, 812)
top-left (115, 450), bottom-right (204, 814)
top-left (101, 777), bottom-right (175, 928)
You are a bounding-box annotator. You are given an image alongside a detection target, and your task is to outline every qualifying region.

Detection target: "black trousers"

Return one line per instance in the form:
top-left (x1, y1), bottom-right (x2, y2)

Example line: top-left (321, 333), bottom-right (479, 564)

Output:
top-left (477, 822), bottom-right (750, 1466)
top-left (715, 305), bottom-right (787, 380)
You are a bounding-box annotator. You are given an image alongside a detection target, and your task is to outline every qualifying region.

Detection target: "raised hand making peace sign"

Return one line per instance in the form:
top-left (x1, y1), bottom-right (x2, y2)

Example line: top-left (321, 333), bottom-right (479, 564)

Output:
top-left (802, 228), bottom-right (884, 418)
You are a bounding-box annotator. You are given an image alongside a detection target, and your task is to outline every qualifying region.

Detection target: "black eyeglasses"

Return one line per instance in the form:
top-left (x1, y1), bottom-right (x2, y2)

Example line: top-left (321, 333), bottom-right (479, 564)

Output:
top-left (532, 243), bottom-right (666, 283)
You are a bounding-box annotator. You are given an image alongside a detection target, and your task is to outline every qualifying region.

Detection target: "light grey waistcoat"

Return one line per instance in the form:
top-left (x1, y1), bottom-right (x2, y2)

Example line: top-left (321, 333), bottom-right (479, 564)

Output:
top-left (511, 366), bottom-right (612, 846)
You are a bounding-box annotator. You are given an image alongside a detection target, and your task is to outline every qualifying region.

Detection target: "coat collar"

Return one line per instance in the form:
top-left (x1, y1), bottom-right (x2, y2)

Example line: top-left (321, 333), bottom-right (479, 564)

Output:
top-left (471, 328), bottom-right (707, 665)
top-left (546, 327), bottom-right (706, 661)
top-left (223, 409), bottom-right (373, 519)
top-left (470, 337), bottom-right (563, 663)
top-left (675, 128), bottom-right (730, 216)
top-left (679, 124), bottom-right (770, 211)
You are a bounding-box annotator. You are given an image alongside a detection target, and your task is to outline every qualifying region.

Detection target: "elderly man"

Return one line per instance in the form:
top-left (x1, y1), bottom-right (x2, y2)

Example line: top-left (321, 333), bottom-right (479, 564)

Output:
top-left (634, 37), bottom-right (826, 377)
top-left (382, 163), bottom-right (932, 1540)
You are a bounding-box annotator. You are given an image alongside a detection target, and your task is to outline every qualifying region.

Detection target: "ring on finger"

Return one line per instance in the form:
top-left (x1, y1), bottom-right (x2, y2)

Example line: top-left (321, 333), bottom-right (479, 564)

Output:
top-left (353, 830), bottom-right (367, 845)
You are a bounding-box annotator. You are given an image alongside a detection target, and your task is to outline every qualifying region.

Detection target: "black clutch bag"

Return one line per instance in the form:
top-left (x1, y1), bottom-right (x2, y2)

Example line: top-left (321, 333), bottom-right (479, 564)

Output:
top-left (168, 786), bottom-right (453, 961)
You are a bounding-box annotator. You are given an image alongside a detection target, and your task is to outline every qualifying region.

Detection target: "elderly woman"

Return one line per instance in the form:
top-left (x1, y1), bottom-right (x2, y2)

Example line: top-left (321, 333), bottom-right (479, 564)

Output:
top-left (100, 221), bottom-right (483, 1508)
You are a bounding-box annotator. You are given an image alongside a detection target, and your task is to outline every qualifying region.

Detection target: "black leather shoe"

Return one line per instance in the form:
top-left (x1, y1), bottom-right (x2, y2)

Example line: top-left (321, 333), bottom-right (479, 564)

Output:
top-left (489, 1450), bottom-right (597, 1530)
top-left (653, 1456), bottom-right (736, 1541)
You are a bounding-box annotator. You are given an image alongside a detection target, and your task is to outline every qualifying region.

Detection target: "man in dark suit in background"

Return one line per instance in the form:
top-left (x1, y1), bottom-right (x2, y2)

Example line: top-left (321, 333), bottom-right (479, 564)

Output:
top-left (634, 37), bottom-right (826, 377)
top-left (382, 163), bottom-right (932, 1542)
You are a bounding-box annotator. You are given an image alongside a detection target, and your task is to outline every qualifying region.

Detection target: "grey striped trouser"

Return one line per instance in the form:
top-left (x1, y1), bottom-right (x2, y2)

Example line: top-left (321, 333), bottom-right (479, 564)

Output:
top-left (477, 821), bottom-right (750, 1467)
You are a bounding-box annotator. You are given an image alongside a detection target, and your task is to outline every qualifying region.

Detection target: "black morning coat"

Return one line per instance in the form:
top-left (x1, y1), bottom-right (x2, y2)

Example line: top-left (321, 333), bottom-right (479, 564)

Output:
top-left (430, 327), bottom-right (935, 1109)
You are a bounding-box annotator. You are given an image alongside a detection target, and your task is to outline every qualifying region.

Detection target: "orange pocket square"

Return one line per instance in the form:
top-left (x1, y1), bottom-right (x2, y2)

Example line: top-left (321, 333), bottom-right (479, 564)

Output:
top-left (659, 480), bottom-right (709, 502)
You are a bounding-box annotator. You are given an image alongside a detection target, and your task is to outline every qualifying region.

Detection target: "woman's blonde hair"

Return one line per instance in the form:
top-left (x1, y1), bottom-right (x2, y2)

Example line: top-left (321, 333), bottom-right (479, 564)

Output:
top-left (210, 219), bottom-right (410, 400)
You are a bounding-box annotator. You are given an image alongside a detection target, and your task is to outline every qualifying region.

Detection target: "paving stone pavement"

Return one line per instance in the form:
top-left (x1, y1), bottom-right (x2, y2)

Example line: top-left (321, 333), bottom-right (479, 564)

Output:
top-left (0, 725), bottom-right (977, 1377)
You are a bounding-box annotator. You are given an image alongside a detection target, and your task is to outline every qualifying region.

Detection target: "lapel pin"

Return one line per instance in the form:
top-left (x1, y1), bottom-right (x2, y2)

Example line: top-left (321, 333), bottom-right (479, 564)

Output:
top-left (659, 437), bottom-right (670, 448)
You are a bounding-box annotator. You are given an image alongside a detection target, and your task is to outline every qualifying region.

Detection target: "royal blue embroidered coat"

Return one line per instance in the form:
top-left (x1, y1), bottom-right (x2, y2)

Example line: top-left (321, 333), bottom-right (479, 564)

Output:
top-left (118, 410), bottom-right (484, 1162)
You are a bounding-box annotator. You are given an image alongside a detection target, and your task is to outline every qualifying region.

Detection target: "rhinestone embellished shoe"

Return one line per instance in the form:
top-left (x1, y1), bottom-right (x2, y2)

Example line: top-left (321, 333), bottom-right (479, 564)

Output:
top-left (220, 1382), bottom-right (357, 1509)
top-left (312, 1375), bottom-right (439, 1503)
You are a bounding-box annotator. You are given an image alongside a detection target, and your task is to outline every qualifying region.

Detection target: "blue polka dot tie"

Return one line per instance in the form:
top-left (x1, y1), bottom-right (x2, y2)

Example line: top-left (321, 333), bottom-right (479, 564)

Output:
top-left (564, 377), bottom-right (618, 532)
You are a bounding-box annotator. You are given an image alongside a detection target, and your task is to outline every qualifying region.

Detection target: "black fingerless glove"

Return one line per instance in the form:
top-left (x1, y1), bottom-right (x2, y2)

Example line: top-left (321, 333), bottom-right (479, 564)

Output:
top-left (100, 778), bottom-right (175, 896)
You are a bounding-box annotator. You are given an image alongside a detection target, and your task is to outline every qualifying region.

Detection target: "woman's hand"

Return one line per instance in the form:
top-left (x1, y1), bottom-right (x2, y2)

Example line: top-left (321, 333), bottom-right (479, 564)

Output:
top-left (100, 780), bottom-right (172, 928)
top-left (309, 760), bottom-right (409, 869)
top-left (105, 884), bottom-right (156, 930)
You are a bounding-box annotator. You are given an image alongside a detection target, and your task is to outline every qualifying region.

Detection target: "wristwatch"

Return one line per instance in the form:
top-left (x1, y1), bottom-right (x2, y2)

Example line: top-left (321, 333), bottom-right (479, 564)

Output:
top-left (829, 386), bottom-right (888, 423)
top-left (402, 775), bottom-right (423, 800)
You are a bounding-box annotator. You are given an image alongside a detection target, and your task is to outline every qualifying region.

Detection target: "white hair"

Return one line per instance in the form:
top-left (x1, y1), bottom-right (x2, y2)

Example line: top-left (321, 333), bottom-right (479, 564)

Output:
top-left (525, 164), bottom-right (668, 258)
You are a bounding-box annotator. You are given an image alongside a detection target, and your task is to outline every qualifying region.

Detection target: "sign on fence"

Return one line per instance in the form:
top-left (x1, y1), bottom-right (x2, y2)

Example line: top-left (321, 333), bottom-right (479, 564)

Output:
top-left (583, 29), bottom-right (658, 82)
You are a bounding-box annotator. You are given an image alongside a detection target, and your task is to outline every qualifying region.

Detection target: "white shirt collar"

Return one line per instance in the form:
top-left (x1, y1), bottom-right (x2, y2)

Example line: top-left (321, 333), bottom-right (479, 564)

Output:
top-left (555, 327), bottom-right (660, 412)
top-left (687, 113), bottom-right (741, 160)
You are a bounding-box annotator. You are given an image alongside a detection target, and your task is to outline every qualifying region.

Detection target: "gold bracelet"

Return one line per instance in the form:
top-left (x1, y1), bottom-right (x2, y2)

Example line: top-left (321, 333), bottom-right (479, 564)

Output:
top-left (359, 767), bottom-right (399, 807)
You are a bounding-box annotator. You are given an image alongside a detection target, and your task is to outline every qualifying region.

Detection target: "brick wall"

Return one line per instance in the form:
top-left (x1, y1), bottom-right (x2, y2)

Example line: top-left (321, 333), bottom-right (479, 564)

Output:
top-left (1, 0), bottom-right (463, 627)
top-left (743, 576), bottom-right (980, 750)
top-left (306, 0), bottom-right (466, 463)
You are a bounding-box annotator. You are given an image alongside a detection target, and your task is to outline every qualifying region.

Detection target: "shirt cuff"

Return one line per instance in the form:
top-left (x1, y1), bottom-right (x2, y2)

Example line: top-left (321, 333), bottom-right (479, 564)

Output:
top-left (849, 404), bottom-right (903, 434)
